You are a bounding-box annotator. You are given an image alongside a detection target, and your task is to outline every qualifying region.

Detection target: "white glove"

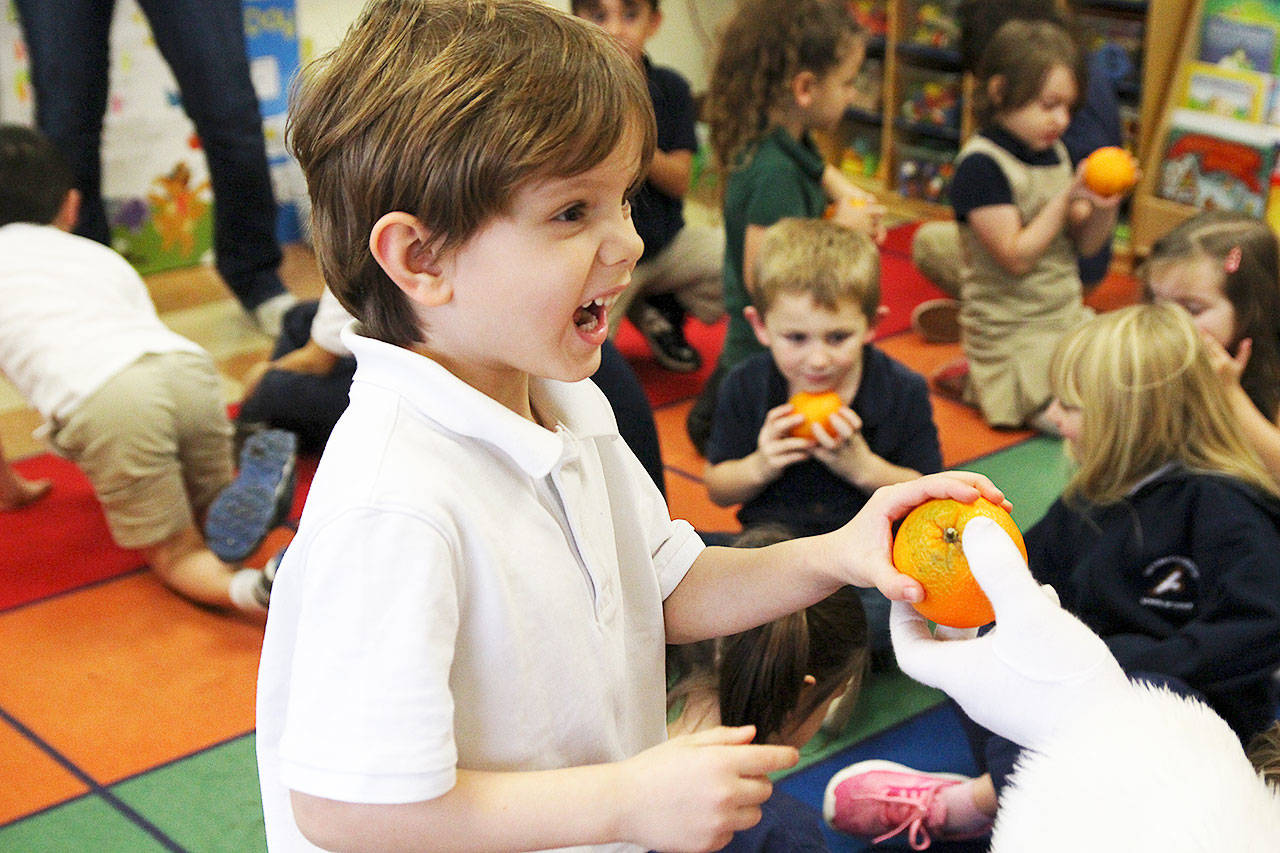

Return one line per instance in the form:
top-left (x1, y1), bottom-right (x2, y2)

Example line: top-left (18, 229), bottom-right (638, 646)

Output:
top-left (890, 517), bottom-right (1129, 751)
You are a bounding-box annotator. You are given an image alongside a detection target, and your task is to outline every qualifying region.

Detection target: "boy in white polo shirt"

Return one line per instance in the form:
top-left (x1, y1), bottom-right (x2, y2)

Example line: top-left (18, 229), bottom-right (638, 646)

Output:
top-left (0, 124), bottom-right (292, 614)
top-left (255, 2), bottom-right (1003, 851)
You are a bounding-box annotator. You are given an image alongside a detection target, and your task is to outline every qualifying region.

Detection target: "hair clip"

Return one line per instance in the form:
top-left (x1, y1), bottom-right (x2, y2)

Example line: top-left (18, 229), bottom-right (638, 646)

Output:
top-left (1225, 246), bottom-right (1242, 273)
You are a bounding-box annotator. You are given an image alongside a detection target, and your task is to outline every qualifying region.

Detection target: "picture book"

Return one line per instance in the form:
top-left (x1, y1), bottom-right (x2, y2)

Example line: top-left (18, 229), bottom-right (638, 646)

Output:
top-left (1200, 0), bottom-right (1280, 74)
top-left (1157, 109), bottom-right (1280, 217)
top-left (1179, 61), bottom-right (1273, 122)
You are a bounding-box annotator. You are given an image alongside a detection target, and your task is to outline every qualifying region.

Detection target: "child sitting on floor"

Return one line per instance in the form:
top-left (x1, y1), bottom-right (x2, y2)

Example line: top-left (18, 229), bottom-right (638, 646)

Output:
top-left (703, 218), bottom-right (941, 658)
top-left (254, 2), bottom-right (1002, 850)
top-left (827, 303), bottom-right (1280, 848)
top-left (935, 19), bottom-right (1127, 432)
top-left (668, 524), bottom-right (870, 852)
top-left (571, 0), bottom-right (725, 374)
top-left (0, 124), bottom-right (293, 615)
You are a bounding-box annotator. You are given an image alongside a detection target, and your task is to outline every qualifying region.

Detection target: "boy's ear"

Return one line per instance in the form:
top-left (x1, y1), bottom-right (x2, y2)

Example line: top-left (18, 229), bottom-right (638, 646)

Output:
top-left (864, 305), bottom-right (889, 342)
top-left (790, 70), bottom-right (819, 109)
top-left (986, 75), bottom-right (1006, 109)
top-left (745, 305), bottom-right (771, 347)
top-left (53, 188), bottom-right (80, 233)
top-left (368, 211), bottom-right (452, 308)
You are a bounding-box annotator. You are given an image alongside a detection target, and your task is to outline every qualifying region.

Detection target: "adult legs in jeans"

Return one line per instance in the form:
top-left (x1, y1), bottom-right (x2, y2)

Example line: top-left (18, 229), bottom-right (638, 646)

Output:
top-left (14, 0), bottom-right (287, 311)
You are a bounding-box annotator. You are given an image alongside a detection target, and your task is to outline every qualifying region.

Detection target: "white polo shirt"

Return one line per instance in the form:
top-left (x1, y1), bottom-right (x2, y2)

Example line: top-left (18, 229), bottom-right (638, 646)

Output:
top-left (257, 328), bottom-right (703, 852)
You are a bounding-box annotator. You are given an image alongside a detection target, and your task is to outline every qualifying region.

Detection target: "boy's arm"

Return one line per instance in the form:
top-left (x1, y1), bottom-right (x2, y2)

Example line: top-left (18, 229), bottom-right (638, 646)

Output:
top-left (664, 471), bottom-right (1006, 643)
top-left (810, 409), bottom-right (922, 491)
top-left (647, 148), bottom-right (693, 199)
top-left (290, 727), bottom-right (797, 853)
top-left (703, 403), bottom-right (810, 506)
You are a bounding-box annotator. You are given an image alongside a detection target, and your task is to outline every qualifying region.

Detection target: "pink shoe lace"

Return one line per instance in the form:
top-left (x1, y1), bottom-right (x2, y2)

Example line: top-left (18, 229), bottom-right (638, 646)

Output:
top-left (825, 761), bottom-right (973, 851)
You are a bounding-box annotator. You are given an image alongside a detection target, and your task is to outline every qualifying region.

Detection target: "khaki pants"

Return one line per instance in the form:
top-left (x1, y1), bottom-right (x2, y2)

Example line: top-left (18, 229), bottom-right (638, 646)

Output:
top-left (48, 351), bottom-right (234, 549)
top-left (911, 220), bottom-right (962, 299)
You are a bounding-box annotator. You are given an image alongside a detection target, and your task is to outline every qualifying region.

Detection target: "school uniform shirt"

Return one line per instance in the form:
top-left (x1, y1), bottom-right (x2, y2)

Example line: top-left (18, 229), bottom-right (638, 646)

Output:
top-left (632, 56), bottom-right (697, 262)
top-left (950, 126), bottom-right (1091, 426)
top-left (0, 222), bottom-right (205, 424)
top-left (718, 127), bottom-right (828, 373)
top-left (1025, 464), bottom-right (1280, 742)
top-left (705, 349), bottom-right (941, 537)
top-left (257, 328), bottom-right (705, 852)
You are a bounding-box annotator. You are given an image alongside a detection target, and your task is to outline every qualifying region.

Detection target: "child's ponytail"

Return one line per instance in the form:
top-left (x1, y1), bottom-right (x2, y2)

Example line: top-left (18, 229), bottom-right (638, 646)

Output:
top-left (719, 585), bottom-right (868, 743)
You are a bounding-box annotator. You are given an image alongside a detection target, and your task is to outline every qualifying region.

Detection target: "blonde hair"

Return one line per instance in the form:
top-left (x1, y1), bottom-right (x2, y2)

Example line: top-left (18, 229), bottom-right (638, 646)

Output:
top-left (750, 218), bottom-right (880, 320)
top-left (288, 0), bottom-right (656, 347)
top-left (1050, 303), bottom-right (1278, 505)
top-left (704, 0), bottom-right (861, 181)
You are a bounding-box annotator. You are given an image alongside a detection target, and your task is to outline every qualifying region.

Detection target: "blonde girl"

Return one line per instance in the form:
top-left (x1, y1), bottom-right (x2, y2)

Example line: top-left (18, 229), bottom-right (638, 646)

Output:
top-left (944, 19), bottom-right (1126, 432)
top-left (687, 0), bottom-right (886, 452)
top-left (827, 304), bottom-right (1280, 849)
top-left (1143, 210), bottom-right (1280, 484)
top-left (670, 525), bottom-right (869, 850)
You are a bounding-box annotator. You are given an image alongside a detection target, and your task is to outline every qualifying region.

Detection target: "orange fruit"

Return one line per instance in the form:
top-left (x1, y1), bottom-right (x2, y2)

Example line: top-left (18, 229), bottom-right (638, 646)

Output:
top-left (1082, 146), bottom-right (1137, 197)
top-left (891, 496), bottom-right (1026, 628)
top-left (789, 390), bottom-right (843, 440)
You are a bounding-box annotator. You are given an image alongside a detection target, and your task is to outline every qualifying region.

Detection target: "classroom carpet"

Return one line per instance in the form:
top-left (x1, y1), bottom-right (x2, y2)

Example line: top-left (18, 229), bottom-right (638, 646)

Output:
top-left (0, 223), bottom-right (1138, 851)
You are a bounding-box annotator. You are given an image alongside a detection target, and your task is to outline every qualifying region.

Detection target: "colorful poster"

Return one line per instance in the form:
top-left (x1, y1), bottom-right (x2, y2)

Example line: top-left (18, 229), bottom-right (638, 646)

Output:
top-left (0, 0), bottom-right (303, 273)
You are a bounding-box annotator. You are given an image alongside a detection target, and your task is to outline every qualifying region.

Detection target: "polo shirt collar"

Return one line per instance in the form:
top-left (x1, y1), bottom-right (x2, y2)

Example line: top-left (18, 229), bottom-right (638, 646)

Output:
top-left (983, 125), bottom-right (1062, 167)
top-left (342, 326), bottom-right (617, 478)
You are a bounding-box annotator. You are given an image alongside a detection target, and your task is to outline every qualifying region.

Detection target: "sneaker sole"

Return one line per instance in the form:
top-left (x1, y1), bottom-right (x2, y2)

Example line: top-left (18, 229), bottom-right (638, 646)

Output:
top-left (205, 429), bottom-right (297, 563)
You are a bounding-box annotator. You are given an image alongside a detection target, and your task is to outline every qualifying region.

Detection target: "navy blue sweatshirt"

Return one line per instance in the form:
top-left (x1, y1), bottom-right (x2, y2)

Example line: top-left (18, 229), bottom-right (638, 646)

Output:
top-left (1025, 466), bottom-right (1280, 742)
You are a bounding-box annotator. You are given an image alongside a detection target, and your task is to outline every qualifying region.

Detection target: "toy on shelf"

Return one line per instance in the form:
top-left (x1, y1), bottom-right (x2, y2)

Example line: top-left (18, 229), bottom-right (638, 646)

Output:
top-left (899, 76), bottom-right (960, 130)
top-left (895, 141), bottom-right (954, 204)
top-left (848, 0), bottom-right (888, 37)
top-left (908, 0), bottom-right (960, 50)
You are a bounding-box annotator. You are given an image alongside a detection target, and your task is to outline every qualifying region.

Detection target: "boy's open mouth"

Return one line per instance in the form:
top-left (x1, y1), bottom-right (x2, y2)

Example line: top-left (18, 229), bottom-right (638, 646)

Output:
top-left (574, 297), bottom-right (606, 333)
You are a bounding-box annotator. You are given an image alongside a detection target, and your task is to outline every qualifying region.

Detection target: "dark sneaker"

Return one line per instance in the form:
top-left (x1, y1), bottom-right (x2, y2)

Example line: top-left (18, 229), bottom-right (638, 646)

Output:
top-left (634, 303), bottom-right (701, 373)
top-left (205, 429), bottom-right (297, 563)
top-left (911, 298), bottom-right (961, 344)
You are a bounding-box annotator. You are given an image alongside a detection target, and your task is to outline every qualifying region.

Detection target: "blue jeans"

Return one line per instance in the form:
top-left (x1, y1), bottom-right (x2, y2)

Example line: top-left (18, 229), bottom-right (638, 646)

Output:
top-left (14, 0), bottom-right (285, 309)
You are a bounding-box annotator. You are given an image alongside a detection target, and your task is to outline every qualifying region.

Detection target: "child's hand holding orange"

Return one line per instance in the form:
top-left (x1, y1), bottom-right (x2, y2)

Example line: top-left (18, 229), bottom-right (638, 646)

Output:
top-left (826, 194), bottom-right (888, 245)
top-left (826, 471), bottom-right (1008, 604)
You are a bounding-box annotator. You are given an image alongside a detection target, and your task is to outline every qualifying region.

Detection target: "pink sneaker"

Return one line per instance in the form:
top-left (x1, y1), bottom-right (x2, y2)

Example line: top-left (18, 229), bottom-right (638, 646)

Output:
top-left (823, 760), bottom-right (988, 850)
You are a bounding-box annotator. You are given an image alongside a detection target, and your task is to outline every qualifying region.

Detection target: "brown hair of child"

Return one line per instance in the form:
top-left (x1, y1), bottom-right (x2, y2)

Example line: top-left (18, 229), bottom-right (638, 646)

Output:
top-left (971, 18), bottom-right (1085, 128)
top-left (288, 0), bottom-right (656, 347)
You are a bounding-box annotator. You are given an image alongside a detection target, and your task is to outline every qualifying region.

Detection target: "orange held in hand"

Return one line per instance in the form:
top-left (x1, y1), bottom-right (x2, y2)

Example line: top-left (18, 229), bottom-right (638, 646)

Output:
top-left (1081, 146), bottom-right (1137, 197)
top-left (789, 390), bottom-right (843, 440)
top-left (891, 497), bottom-right (1026, 628)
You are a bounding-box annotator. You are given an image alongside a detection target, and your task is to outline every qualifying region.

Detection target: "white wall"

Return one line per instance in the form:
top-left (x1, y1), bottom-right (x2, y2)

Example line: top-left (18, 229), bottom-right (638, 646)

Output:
top-left (295, 0), bottom-right (734, 92)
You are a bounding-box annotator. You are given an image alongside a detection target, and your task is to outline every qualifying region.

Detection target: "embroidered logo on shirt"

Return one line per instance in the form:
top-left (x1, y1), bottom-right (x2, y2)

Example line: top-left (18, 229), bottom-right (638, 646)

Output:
top-left (1139, 556), bottom-right (1199, 612)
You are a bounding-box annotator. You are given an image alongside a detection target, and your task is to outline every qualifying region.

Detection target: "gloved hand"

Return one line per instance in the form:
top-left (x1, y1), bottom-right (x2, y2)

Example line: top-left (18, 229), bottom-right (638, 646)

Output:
top-left (890, 517), bottom-right (1129, 752)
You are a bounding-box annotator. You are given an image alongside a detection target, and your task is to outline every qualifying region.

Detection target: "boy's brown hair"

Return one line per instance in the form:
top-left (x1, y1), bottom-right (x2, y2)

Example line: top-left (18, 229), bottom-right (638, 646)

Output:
top-left (1248, 722), bottom-right (1280, 791)
top-left (572, 0), bottom-right (660, 15)
top-left (288, 0), bottom-right (656, 347)
top-left (750, 218), bottom-right (880, 320)
top-left (0, 124), bottom-right (75, 228)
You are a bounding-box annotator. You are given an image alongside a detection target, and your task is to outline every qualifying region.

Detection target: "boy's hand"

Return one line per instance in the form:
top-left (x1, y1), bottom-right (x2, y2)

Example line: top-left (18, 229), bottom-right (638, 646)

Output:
top-left (617, 726), bottom-right (798, 852)
top-left (755, 403), bottom-right (814, 480)
top-left (827, 471), bottom-right (1007, 602)
top-left (809, 407), bottom-right (871, 476)
top-left (827, 196), bottom-right (888, 245)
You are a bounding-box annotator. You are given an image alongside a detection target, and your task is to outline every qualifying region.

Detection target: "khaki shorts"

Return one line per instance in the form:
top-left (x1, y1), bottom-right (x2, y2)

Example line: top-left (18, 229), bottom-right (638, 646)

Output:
top-left (48, 351), bottom-right (234, 549)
